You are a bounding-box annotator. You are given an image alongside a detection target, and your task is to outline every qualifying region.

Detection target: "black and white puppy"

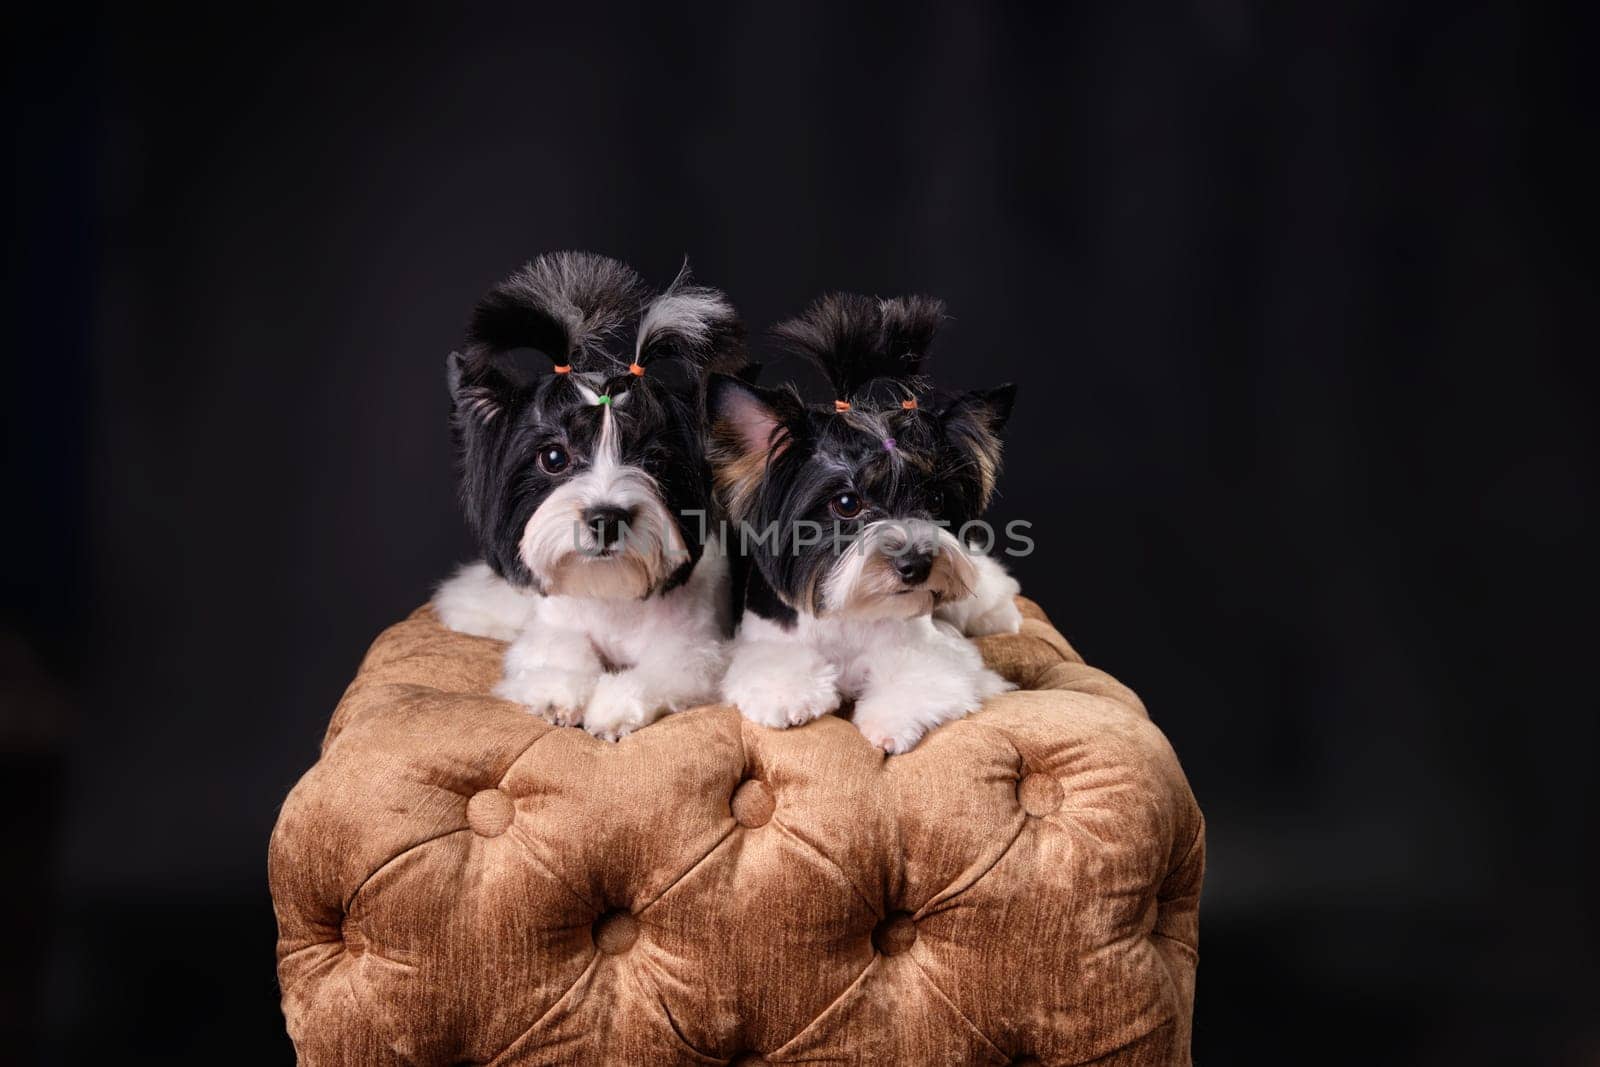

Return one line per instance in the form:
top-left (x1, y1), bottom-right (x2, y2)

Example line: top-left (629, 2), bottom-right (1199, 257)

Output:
top-left (707, 294), bottom-right (1023, 753)
top-left (434, 251), bottom-right (743, 740)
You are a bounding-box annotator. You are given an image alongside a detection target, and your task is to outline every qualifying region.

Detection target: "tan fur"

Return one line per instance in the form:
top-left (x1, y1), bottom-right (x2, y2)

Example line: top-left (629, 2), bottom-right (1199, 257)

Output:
top-left (709, 420), bottom-right (789, 521)
top-left (711, 447), bottom-right (768, 521)
top-left (973, 443), bottom-right (999, 509)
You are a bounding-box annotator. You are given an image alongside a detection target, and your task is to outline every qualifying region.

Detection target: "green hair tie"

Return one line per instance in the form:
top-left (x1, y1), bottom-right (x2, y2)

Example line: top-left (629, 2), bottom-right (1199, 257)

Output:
top-left (596, 394), bottom-right (613, 406)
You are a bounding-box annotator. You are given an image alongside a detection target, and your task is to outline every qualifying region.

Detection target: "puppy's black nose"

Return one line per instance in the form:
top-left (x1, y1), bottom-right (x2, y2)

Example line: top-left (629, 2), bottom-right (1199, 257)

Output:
top-left (583, 505), bottom-right (634, 549)
top-left (894, 550), bottom-right (934, 586)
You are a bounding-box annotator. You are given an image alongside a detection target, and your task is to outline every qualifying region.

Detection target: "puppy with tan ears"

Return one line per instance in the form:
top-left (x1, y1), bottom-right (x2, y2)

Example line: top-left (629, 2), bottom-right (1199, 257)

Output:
top-left (707, 295), bottom-right (1023, 753)
top-left (434, 252), bottom-right (744, 740)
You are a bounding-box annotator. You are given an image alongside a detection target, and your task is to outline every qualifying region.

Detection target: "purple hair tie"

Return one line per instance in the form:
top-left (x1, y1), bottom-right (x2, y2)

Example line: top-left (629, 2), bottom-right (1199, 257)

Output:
top-left (883, 437), bottom-right (897, 451)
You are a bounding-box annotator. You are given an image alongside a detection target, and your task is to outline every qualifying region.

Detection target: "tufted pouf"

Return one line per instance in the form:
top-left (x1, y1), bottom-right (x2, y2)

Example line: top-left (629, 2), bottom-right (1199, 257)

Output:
top-left (269, 598), bottom-right (1204, 1065)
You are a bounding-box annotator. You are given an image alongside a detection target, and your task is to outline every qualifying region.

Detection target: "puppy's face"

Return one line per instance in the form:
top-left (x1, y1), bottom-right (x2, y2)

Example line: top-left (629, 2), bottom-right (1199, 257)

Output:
top-left (708, 376), bottom-right (1013, 619)
top-left (451, 358), bottom-right (710, 599)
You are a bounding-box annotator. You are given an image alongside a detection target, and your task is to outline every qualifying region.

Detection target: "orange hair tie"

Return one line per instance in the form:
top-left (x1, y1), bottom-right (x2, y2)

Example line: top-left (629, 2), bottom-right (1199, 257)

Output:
top-left (628, 362), bottom-right (647, 377)
top-left (834, 399), bottom-right (852, 412)
top-left (901, 398), bottom-right (919, 410)
top-left (552, 363), bottom-right (572, 375)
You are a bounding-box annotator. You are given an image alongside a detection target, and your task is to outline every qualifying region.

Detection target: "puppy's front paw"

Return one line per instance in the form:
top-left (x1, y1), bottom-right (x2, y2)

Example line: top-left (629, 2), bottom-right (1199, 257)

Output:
top-left (855, 719), bottom-right (926, 756)
top-left (937, 554), bottom-right (1023, 637)
top-left (975, 666), bottom-right (1015, 701)
top-left (434, 561), bottom-right (536, 640)
top-left (493, 669), bottom-right (596, 727)
top-left (965, 597), bottom-right (1023, 637)
top-left (852, 670), bottom-right (1006, 755)
top-left (723, 654), bottom-right (840, 729)
top-left (737, 686), bottom-right (839, 729)
top-left (582, 674), bottom-right (660, 742)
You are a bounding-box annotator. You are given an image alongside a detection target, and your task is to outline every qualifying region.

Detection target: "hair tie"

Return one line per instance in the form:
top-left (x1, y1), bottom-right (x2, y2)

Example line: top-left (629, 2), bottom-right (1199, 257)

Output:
top-left (834, 399), bottom-right (852, 412)
top-left (552, 364), bottom-right (572, 375)
top-left (901, 398), bottom-right (918, 410)
top-left (628, 362), bottom-right (647, 377)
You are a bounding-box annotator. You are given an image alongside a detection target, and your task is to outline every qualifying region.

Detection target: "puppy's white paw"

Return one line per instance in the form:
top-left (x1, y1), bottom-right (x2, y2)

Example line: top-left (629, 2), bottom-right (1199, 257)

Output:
top-left (582, 673), bottom-right (660, 742)
top-left (936, 554), bottom-right (1023, 637)
top-left (494, 669), bottom-right (596, 727)
top-left (964, 597), bottom-right (1023, 637)
top-left (728, 678), bottom-right (841, 728)
top-left (723, 651), bottom-right (840, 729)
top-left (434, 561), bottom-right (537, 640)
top-left (852, 665), bottom-right (1010, 756)
top-left (853, 714), bottom-right (928, 755)
top-left (975, 666), bottom-right (1015, 701)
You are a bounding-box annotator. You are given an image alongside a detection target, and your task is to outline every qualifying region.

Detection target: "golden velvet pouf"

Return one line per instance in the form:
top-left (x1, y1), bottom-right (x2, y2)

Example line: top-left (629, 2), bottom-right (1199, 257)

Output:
top-left (269, 598), bottom-right (1204, 1065)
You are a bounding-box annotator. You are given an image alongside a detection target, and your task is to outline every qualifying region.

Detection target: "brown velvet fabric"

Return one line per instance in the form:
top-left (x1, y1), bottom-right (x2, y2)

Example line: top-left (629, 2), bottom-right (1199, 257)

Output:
top-left (270, 598), bottom-right (1204, 1065)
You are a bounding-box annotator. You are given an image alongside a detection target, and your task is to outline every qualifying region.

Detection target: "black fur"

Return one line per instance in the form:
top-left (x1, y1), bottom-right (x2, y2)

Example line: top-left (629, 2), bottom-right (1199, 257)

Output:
top-left (741, 565), bottom-right (799, 629)
top-left (876, 294), bottom-right (945, 372)
top-left (773, 293), bottom-right (931, 406)
top-left (449, 252), bottom-right (744, 592)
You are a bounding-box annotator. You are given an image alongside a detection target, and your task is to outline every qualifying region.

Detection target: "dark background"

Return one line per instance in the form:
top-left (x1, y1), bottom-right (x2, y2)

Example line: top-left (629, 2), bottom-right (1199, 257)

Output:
top-left (4, 2), bottom-right (1594, 1063)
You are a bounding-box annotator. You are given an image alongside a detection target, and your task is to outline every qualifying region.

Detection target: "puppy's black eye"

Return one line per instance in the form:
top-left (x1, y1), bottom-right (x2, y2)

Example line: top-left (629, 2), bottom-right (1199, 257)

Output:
top-left (538, 445), bottom-right (570, 474)
top-left (829, 492), bottom-right (862, 519)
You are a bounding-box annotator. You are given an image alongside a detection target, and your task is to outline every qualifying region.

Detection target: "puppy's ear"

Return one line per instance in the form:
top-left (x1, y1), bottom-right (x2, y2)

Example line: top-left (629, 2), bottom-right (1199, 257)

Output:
top-left (706, 373), bottom-right (804, 520)
top-left (939, 384), bottom-right (1014, 512)
top-left (942, 383), bottom-right (1016, 435)
top-left (447, 351), bottom-right (518, 425)
top-left (706, 373), bottom-right (803, 458)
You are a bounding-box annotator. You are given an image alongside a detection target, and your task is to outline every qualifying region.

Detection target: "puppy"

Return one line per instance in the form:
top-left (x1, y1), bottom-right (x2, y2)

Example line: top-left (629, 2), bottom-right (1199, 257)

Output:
top-left (707, 294), bottom-right (1023, 753)
top-left (434, 252), bottom-right (743, 740)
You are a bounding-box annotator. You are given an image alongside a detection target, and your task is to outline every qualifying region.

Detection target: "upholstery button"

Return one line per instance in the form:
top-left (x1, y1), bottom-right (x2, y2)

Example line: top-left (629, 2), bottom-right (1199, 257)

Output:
top-left (340, 915), bottom-right (365, 957)
top-left (466, 788), bottom-right (515, 837)
top-left (593, 911), bottom-right (639, 954)
top-left (730, 779), bottom-right (775, 828)
top-left (872, 912), bottom-right (917, 956)
top-left (1017, 773), bottom-right (1063, 817)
